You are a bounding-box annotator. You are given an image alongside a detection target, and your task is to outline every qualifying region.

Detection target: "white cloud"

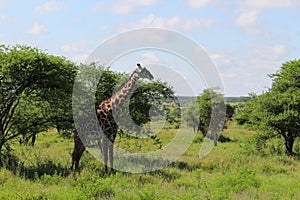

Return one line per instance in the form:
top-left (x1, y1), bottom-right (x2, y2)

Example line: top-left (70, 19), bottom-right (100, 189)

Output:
top-left (70, 54), bottom-right (89, 63)
top-left (208, 46), bottom-right (288, 96)
top-left (60, 40), bottom-right (93, 63)
top-left (0, 15), bottom-right (4, 22)
top-left (111, 0), bottom-right (162, 14)
top-left (235, 10), bottom-right (262, 35)
top-left (187, 0), bottom-right (212, 8)
top-left (121, 14), bottom-right (212, 31)
top-left (34, 1), bottom-right (66, 16)
top-left (138, 52), bottom-right (161, 64)
top-left (244, 0), bottom-right (296, 9)
top-left (0, 5), bottom-right (8, 22)
top-left (107, 28), bottom-right (170, 46)
top-left (61, 40), bottom-right (91, 53)
top-left (272, 44), bottom-right (288, 57)
top-left (236, 10), bottom-right (259, 27)
top-left (111, 4), bottom-right (135, 14)
top-left (210, 53), bottom-right (239, 79)
top-left (247, 44), bottom-right (289, 70)
top-left (27, 23), bottom-right (48, 35)
top-left (211, 53), bottom-right (234, 66)
top-left (187, 0), bottom-right (230, 8)
top-left (236, 0), bottom-right (299, 35)
top-left (220, 73), bottom-right (236, 79)
top-left (252, 44), bottom-right (288, 59)
top-left (0, 3), bottom-right (19, 24)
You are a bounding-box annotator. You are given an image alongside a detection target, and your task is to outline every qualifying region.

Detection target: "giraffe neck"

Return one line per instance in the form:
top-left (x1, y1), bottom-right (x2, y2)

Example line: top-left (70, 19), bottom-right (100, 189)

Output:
top-left (111, 72), bottom-right (139, 108)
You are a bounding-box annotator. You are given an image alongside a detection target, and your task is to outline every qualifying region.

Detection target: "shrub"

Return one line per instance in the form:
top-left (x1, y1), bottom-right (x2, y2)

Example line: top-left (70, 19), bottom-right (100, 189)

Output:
top-left (209, 167), bottom-right (261, 199)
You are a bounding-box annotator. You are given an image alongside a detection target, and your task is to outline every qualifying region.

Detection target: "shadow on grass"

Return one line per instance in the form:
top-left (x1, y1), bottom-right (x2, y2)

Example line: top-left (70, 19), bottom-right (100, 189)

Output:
top-left (0, 152), bottom-right (70, 180)
top-left (170, 161), bottom-right (202, 171)
top-left (0, 151), bottom-right (19, 174)
top-left (59, 130), bottom-right (73, 140)
top-left (149, 169), bottom-right (181, 182)
top-left (291, 153), bottom-right (300, 160)
top-left (218, 135), bottom-right (234, 143)
top-left (194, 134), bottom-right (237, 144)
top-left (19, 160), bottom-right (70, 179)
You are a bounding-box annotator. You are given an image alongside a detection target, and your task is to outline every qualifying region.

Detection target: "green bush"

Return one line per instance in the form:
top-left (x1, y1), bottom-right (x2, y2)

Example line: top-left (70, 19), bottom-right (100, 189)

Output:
top-left (209, 167), bottom-right (261, 199)
top-left (193, 134), bottom-right (203, 143)
top-left (75, 173), bottom-right (115, 199)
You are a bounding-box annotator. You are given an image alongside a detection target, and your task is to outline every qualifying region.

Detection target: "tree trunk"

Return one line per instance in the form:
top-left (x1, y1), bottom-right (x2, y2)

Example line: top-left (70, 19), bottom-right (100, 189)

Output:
top-left (285, 135), bottom-right (294, 156)
top-left (0, 131), bottom-right (4, 149)
top-left (31, 133), bottom-right (36, 146)
top-left (214, 133), bottom-right (218, 146)
top-left (0, 134), bottom-right (5, 164)
top-left (56, 125), bottom-right (61, 133)
top-left (213, 132), bottom-right (217, 146)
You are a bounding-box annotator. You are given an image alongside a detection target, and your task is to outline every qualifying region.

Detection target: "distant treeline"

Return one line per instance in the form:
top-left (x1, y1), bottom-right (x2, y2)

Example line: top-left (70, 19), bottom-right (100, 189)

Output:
top-left (177, 96), bottom-right (251, 105)
top-left (224, 96), bottom-right (251, 103)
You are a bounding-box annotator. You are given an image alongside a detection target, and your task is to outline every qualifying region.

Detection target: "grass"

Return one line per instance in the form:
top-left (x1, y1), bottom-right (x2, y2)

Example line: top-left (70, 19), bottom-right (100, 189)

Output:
top-left (0, 123), bottom-right (300, 199)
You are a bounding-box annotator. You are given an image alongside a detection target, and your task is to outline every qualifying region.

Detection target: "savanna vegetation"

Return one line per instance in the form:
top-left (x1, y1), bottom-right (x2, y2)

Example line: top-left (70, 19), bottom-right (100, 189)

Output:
top-left (1, 123), bottom-right (300, 199)
top-left (0, 44), bottom-right (300, 199)
top-left (235, 60), bottom-right (300, 156)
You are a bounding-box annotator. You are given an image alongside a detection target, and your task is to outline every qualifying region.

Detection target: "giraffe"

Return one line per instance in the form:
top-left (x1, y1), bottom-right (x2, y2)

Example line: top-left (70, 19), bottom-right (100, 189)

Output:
top-left (71, 116), bottom-right (103, 171)
top-left (71, 129), bottom-right (86, 170)
top-left (71, 63), bottom-right (154, 173)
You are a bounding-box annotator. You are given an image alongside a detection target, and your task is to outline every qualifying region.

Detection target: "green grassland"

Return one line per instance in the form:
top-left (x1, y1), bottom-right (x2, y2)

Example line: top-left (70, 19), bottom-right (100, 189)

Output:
top-left (1, 123), bottom-right (300, 200)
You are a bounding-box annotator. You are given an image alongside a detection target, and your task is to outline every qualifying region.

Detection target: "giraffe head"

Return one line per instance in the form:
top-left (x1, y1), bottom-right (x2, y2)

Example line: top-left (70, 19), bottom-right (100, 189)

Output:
top-left (136, 63), bottom-right (154, 80)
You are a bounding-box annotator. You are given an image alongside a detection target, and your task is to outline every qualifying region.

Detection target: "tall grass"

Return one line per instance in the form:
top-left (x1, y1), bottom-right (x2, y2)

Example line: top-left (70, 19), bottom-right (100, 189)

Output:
top-left (0, 123), bottom-right (300, 199)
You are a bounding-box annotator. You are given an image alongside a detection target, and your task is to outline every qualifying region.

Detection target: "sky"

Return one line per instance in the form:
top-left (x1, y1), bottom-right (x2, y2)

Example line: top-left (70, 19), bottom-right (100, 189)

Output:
top-left (1, 0), bottom-right (300, 96)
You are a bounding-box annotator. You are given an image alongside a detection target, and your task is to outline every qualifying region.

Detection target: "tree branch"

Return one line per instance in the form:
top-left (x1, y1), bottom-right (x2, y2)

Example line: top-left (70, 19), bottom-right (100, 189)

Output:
top-left (3, 99), bottom-right (19, 135)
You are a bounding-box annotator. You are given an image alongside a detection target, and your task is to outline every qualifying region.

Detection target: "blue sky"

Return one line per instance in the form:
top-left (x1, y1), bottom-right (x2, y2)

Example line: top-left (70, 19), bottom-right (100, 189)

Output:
top-left (1, 0), bottom-right (300, 96)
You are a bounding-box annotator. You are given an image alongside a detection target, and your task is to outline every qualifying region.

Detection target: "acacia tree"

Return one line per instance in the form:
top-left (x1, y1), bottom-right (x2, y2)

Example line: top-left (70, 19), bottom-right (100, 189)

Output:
top-left (129, 81), bottom-right (176, 127)
top-left (198, 89), bottom-right (226, 145)
top-left (183, 99), bottom-right (199, 132)
top-left (10, 96), bottom-right (53, 146)
top-left (236, 60), bottom-right (300, 156)
top-left (0, 45), bottom-right (76, 154)
top-left (184, 89), bottom-right (226, 145)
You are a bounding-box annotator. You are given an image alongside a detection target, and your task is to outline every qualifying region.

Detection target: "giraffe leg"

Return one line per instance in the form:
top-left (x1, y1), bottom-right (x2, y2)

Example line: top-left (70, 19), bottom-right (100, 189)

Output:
top-left (97, 135), bottom-right (103, 155)
top-left (71, 145), bottom-right (85, 171)
top-left (109, 143), bottom-right (115, 174)
top-left (71, 149), bottom-right (77, 170)
top-left (103, 138), bottom-right (109, 174)
top-left (71, 145), bottom-right (77, 170)
top-left (76, 147), bottom-right (86, 170)
top-left (71, 130), bottom-right (86, 171)
top-left (70, 154), bottom-right (75, 170)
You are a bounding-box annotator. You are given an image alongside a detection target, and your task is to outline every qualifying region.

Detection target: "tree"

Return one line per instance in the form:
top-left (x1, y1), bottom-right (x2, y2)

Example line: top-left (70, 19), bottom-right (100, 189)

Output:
top-left (225, 104), bottom-right (235, 123)
top-left (183, 99), bottom-right (199, 132)
top-left (198, 89), bottom-right (226, 145)
top-left (129, 81), bottom-right (176, 127)
top-left (11, 95), bottom-right (53, 146)
top-left (73, 63), bottom-right (124, 118)
top-left (236, 60), bottom-right (300, 156)
top-left (111, 79), bottom-right (176, 136)
top-left (74, 63), bottom-right (176, 137)
top-left (184, 89), bottom-right (226, 145)
top-left (197, 89), bottom-right (213, 135)
top-left (165, 103), bottom-right (181, 129)
top-left (0, 45), bottom-right (76, 154)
